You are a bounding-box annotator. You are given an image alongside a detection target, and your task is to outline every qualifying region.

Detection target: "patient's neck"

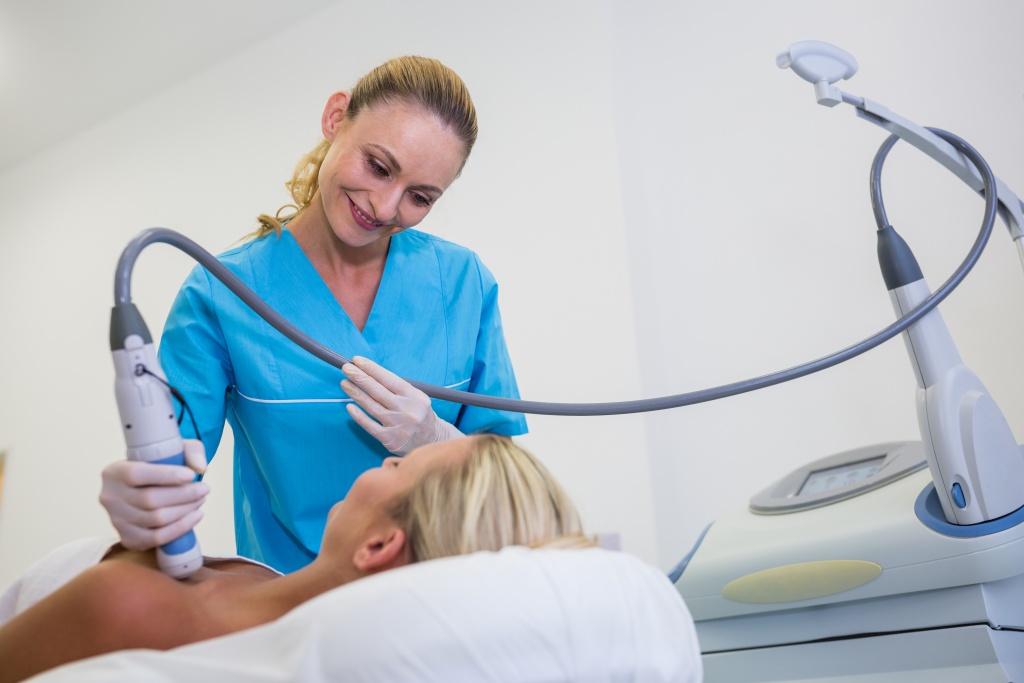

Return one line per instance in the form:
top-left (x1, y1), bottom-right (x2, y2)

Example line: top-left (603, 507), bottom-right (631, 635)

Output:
top-left (236, 551), bottom-right (361, 621)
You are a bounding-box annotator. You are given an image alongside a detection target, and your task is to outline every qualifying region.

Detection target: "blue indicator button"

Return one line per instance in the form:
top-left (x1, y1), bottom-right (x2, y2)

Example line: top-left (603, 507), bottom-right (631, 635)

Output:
top-left (951, 483), bottom-right (967, 508)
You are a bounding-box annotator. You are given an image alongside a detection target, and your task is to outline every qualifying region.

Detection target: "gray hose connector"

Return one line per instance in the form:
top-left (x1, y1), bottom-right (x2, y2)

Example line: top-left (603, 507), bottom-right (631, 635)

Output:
top-left (877, 226), bottom-right (925, 290)
top-left (110, 303), bottom-right (152, 351)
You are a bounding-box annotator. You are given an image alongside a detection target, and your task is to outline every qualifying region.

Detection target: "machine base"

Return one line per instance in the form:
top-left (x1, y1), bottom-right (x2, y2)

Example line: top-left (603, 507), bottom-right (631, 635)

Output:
top-left (703, 624), bottom-right (1024, 682)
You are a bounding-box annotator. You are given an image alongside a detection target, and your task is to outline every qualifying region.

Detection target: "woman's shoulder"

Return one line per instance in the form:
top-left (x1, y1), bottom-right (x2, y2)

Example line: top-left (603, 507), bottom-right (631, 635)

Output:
top-left (399, 229), bottom-right (479, 262)
top-left (79, 555), bottom-right (276, 637)
top-left (0, 537), bottom-right (117, 625)
top-left (214, 231), bottom-right (279, 265)
top-left (398, 230), bottom-right (495, 284)
top-left (177, 232), bottom-right (286, 292)
top-left (65, 560), bottom-right (194, 635)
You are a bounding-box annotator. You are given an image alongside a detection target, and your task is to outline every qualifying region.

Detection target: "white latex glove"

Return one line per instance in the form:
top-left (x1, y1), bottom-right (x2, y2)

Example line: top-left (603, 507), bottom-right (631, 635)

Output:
top-left (341, 356), bottom-right (463, 455)
top-left (98, 439), bottom-right (209, 550)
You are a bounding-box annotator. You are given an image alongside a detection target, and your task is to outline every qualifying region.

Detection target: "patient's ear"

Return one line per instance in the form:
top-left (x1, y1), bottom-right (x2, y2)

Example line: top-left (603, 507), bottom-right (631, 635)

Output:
top-left (353, 527), bottom-right (409, 574)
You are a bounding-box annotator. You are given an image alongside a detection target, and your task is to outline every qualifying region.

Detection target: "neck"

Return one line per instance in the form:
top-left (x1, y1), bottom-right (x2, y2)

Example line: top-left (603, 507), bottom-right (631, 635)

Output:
top-left (242, 556), bottom-right (356, 621)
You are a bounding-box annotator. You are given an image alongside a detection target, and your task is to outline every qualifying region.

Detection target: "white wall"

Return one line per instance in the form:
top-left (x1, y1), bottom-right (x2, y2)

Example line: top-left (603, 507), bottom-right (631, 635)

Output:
top-left (609, 0), bottom-right (1024, 567)
top-left (1, 0), bottom-right (1023, 590)
top-left (0, 0), bottom-right (656, 587)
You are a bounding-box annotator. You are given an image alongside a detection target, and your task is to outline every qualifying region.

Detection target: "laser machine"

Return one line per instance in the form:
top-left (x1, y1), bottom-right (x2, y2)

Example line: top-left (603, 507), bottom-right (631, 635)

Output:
top-left (674, 42), bottom-right (1024, 682)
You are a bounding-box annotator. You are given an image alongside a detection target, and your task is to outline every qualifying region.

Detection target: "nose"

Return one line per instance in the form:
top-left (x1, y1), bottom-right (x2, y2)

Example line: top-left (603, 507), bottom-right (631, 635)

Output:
top-left (383, 456), bottom-right (402, 469)
top-left (368, 187), bottom-right (403, 226)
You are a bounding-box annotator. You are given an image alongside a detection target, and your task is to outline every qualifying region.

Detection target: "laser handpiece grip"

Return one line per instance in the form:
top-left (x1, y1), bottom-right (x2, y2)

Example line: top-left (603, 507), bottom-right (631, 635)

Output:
top-left (879, 226), bottom-right (1024, 525)
top-left (110, 303), bottom-right (202, 578)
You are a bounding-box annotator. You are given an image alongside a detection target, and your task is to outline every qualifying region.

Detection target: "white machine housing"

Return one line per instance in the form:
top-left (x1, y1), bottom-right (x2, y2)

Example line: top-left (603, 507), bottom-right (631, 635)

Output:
top-left (676, 441), bottom-right (1024, 682)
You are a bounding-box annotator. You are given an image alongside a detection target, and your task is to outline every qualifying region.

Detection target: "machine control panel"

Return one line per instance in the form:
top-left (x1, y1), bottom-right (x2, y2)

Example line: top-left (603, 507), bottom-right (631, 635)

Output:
top-left (749, 441), bottom-right (927, 514)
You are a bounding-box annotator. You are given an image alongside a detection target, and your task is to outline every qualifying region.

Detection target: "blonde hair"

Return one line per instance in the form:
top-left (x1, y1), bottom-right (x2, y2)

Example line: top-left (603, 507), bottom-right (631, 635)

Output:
top-left (391, 435), bottom-right (593, 563)
top-left (253, 56), bottom-right (478, 239)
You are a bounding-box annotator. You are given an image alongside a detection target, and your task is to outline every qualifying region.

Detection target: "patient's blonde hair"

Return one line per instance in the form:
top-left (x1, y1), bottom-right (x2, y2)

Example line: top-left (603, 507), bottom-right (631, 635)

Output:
top-left (391, 434), bottom-right (592, 562)
top-left (253, 55), bottom-right (478, 239)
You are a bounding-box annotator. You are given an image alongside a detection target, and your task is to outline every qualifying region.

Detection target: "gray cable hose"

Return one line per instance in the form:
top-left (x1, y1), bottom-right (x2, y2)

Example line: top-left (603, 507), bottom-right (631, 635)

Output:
top-left (113, 130), bottom-right (998, 416)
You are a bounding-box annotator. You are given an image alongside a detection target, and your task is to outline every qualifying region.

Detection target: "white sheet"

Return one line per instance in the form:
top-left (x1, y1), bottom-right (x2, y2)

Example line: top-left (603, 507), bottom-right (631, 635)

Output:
top-left (27, 546), bottom-right (702, 682)
top-left (0, 537), bottom-right (117, 625)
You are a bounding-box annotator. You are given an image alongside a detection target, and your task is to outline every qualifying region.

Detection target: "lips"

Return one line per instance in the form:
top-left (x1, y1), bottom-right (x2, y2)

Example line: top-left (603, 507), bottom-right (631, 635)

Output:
top-left (348, 196), bottom-right (385, 231)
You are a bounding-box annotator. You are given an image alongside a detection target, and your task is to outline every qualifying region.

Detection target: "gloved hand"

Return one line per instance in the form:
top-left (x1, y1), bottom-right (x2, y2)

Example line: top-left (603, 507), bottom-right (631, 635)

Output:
top-left (341, 356), bottom-right (463, 455)
top-left (99, 439), bottom-right (209, 550)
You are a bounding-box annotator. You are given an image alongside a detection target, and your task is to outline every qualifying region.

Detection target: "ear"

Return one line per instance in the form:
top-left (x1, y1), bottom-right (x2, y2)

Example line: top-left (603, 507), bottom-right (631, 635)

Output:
top-left (353, 526), bottom-right (409, 574)
top-left (321, 91), bottom-right (352, 142)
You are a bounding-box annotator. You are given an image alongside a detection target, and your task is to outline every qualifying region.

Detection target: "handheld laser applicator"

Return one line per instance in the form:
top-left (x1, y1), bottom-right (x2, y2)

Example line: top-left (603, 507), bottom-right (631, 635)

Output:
top-left (879, 223), bottom-right (1024, 524)
top-left (110, 303), bottom-right (202, 578)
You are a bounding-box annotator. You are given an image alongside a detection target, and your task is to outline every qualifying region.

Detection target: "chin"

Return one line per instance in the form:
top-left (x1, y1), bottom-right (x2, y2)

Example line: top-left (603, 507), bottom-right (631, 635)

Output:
top-left (327, 500), bottom-right (346, 523)
top-left (332, 224), bottom-right (387, 249)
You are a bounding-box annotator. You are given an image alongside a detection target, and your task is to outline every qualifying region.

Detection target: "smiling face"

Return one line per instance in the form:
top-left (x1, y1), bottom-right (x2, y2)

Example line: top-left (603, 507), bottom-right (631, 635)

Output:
top-left (315, 94), bottom-right (466, 250)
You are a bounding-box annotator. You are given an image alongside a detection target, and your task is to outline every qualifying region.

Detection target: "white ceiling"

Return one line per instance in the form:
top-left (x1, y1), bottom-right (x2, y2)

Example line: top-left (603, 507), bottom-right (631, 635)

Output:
top-left (0, 0), bottom-right (339, 175)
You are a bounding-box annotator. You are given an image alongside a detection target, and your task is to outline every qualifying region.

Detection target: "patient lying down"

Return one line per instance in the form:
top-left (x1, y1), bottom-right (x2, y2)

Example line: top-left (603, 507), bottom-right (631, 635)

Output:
top-left (0, 434), bottom-right (592, 683)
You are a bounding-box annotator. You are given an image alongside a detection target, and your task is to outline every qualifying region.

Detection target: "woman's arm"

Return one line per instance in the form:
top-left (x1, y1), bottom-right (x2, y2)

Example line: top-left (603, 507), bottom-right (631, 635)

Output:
top-left (158, 265), bottom-right (235, 452)
top-left (0, 560), bottom-right (202, 683)
top-left (457, 256), bottom-right (528, 436)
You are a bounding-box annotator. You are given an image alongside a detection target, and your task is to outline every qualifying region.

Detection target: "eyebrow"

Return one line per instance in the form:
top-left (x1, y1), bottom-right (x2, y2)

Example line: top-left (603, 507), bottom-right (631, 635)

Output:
top-left (368, 143), bottom-right (444, 196)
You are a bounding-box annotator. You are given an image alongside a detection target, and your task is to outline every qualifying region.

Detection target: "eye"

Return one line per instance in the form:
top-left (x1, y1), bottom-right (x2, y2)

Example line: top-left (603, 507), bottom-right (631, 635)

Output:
top-left (367, 158), bottom-right (390, 178)
top-left (410, 192), bottom-right (433, 208)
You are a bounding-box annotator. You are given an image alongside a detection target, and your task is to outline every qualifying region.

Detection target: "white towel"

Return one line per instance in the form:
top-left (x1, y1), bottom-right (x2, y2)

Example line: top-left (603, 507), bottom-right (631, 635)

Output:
top-left (0, 536), bottom-right (117, 626)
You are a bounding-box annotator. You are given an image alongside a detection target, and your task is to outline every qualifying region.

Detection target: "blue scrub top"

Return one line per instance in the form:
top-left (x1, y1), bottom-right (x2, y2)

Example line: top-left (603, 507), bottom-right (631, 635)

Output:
top-left (158, 228), bottom-right (527, 573)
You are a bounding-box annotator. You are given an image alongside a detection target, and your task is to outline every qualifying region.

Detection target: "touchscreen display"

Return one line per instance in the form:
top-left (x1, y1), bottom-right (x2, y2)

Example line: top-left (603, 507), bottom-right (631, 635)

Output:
top-left (798, 455), bottom-right (885, 495)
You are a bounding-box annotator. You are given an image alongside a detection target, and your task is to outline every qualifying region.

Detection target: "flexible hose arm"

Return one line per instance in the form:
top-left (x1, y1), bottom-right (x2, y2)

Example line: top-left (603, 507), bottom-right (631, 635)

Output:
top-left (116, 228), bottom-right (358, 373)
top-left (115, 130), bottom-right (997, 418)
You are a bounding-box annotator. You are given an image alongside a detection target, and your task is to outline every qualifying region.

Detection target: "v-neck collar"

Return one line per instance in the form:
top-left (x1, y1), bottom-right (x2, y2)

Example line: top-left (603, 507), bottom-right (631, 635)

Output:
top-left (279, 227), bottom-right (399, 343)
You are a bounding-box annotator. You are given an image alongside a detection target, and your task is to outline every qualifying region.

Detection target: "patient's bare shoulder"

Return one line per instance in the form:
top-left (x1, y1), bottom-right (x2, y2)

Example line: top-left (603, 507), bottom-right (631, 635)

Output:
top-left (0, 559), bottom-right (230, 683)
top-left (103, 545), bottom-right (277, 578)
top-left (100, 554), bottom-right (281, 635)
top-left (79, 561), bottom-right (206, 643)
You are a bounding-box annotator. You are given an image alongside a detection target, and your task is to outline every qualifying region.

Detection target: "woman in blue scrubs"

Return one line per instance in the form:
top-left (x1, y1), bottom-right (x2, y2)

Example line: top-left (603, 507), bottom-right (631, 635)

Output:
top-left (98, 56), bottom-right (527, 573)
